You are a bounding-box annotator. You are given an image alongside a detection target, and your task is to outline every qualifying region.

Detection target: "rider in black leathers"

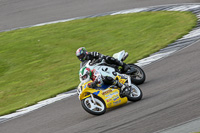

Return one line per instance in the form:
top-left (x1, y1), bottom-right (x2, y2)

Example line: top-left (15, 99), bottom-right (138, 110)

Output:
top-left (76, 47), bottom-right (130, 72)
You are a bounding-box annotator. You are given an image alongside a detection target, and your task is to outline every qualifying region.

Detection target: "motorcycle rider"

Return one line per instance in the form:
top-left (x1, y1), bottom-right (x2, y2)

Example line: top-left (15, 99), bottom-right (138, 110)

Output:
top-left (79, 66), bottom-right (130, 96)
top-left (76, 47), bottom-right (130, 72)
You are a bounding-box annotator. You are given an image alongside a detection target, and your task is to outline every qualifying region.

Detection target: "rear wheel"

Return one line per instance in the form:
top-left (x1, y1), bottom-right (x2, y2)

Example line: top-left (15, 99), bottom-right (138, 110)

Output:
top-left (127, 84), bottom-right (143, 102)
top-left (129, 64), bottom-right (146, 85)
top-left (81, 96), bottom-right (106, 115)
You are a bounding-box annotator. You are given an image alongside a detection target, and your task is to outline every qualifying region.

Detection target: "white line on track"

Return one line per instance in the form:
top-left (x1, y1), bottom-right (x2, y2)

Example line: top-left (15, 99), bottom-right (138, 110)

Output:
top-left (154, 115), bottom-right (200, 133)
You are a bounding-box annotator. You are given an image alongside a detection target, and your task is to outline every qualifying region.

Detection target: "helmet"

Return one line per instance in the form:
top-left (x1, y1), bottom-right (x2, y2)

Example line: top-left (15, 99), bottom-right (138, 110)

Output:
top-left (76, 47), bottom-right (88, 62)
top-left (79, 67), bottom-right (92, 83)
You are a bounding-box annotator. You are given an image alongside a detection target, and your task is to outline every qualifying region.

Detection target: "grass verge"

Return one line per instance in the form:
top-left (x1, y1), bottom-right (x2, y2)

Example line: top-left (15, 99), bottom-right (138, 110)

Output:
top-left (0, 11), bottom-right (197, 116)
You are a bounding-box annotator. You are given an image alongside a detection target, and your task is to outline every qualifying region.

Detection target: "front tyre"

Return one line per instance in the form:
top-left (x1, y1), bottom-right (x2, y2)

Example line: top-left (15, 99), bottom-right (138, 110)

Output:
top-left (127, 84), bottom-right (143, 102)
top-left (129, 64), bottom-right (146, 85)
top-left (81, 96), bottom-right (106, 115)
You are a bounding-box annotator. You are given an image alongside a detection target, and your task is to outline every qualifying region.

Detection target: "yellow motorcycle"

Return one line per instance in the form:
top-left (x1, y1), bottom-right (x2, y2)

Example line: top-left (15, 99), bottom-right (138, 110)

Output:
top-left (77, 74), bottom-right (142, 115)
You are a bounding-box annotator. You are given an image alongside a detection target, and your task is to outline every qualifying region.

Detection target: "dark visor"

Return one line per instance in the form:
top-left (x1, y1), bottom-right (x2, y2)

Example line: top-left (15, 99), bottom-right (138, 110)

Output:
top-left (81, 74), bottom-right (88, 80)
top-left (78, 54), bottom-right (85, 61)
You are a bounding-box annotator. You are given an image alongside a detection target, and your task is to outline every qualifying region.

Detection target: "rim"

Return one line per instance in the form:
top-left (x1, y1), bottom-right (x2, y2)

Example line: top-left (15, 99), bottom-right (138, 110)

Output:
top-left (132, 67), bottom-right (144, 80)
top-left (84, 97), bottom-right (105, 113)
top-left (129, 84), bottom-right (141, 98)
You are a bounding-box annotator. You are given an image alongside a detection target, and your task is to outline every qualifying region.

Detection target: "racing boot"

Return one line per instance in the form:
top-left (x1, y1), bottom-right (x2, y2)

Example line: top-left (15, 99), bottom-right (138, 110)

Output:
top-left (116, 59), bottom-right (137, 74)
top-left (121, 84), bottom-right (131, 97)
top-left (113, 80), bottom-right (130, 97)
top-left (115, 60), bottom-right (130, 73)
top-left (122, 62), bottom-right (130, 72)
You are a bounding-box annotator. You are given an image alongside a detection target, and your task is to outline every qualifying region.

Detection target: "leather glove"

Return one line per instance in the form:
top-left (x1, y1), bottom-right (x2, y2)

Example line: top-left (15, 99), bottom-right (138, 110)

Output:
top-left (88, 82), bottom-right (97, 88)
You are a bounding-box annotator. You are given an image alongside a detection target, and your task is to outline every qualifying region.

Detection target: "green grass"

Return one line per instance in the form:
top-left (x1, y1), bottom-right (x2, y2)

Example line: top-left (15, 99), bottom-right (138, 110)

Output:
top-left (0, 11), bottom-right (197, 116)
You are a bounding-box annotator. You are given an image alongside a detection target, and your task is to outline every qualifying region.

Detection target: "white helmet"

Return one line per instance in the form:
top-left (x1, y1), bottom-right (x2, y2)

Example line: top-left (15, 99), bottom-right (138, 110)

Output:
top-left (79, 67), bottom-right (92, 83)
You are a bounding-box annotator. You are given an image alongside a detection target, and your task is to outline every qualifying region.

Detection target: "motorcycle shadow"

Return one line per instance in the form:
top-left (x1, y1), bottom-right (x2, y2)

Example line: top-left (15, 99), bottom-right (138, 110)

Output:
top-left (105, 100), bottom-right (144, 114)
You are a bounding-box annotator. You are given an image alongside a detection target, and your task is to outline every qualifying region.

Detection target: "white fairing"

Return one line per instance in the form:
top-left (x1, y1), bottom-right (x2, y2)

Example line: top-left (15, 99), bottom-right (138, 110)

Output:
top-left (84, 60), bottom-right (117, 78)
top-left (112, 50), bottom-right (126, 61)
top-left (83, 50), bottom-right (128, 78)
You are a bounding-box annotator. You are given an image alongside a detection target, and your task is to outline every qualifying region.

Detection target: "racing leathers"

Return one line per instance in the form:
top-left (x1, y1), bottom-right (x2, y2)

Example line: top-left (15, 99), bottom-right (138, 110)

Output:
top-left (87, 69), bottom-right (129, 95)
top-left (80, 51), bottom-right (130, 72)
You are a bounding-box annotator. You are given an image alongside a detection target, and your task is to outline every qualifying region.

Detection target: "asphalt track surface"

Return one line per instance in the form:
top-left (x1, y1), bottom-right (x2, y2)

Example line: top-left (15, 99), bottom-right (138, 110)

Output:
top-left (1, 0), bottom-right (200, 133)
top-left (0, 0), bottom-right (199, 31)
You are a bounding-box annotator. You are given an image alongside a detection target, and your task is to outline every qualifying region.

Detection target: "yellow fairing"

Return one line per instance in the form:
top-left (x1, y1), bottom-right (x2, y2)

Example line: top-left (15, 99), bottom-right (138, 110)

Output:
top-left (102, 89), bottom-right (128, 108)
top-left (79, 81), bottom-right (128, 109)
top-left (115, 75), bottom-right (127, 84)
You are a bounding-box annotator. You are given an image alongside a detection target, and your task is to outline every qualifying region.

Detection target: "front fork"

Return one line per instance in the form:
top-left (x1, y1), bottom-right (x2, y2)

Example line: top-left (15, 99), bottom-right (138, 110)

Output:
top-left (127, 75), bottom-right (131, 87)
top-left (90, 94), bottom-right (96, 104)
top-left (127, 75), bottom-right (135, 94)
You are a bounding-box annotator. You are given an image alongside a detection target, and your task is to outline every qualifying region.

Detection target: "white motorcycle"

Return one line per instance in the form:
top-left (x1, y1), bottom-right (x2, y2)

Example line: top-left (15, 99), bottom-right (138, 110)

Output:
top-left (82, 50), bottom-right (146, 85)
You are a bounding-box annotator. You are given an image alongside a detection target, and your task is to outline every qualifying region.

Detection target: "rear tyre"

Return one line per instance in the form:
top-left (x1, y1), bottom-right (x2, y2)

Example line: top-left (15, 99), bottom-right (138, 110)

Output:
top-left (129, 64), bottom-right (146, 85)
top-left (81, 96), bottom-right (106, 115)
top-left (127, 84), bottom-right (143, 102)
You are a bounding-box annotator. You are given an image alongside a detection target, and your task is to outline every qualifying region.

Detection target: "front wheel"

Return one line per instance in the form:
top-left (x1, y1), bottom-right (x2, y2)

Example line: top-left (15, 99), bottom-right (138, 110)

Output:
top-left (81, 96), bottom-right (106, 115)
top-left (129, 64), bottom-right (146, 85)
top-left (127, 84), bottom-right (143, 102)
